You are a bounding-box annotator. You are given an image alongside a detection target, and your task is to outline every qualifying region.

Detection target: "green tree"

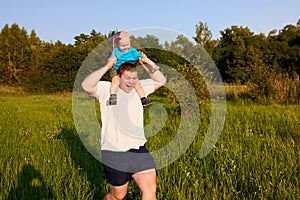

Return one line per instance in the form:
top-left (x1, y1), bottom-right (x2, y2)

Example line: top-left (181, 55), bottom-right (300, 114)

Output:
top-left (0, 24), bottom-right (31, 85)
top-left (214, 25), bottom-right (268, 83)
top-left (27, 30), bottom-right (43, 74)
top-left (74, 30), bottom-right (106, 53)
top-left (131, 34), bottom-right (162, 49)
top-left (193, 21), bottom-right (217, 56)
top-left (28, 43), bottom-right (82, 92)
top-left (274, 21), bottom-right (300, 73)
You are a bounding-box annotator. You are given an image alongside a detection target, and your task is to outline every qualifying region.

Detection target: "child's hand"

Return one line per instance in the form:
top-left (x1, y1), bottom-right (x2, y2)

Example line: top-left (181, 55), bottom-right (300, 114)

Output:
top-left (140, 51), bottom-right (147, 58)
top-left (139, 52), bottom-right (153, 67)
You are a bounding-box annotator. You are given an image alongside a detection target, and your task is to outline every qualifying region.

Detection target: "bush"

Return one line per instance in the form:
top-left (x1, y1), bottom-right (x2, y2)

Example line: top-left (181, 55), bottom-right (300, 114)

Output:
top-left (248, 69), bottom-right (300, 104)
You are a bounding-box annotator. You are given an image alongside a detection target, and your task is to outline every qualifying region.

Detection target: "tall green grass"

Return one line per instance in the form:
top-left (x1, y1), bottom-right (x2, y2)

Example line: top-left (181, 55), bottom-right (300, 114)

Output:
top-left (0, 94), bottom-right (299, 199)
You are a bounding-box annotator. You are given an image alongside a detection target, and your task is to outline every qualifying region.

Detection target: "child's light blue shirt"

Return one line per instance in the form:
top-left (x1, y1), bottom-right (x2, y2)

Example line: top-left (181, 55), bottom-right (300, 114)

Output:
top-left (111, 47), bottom-right (141, 70)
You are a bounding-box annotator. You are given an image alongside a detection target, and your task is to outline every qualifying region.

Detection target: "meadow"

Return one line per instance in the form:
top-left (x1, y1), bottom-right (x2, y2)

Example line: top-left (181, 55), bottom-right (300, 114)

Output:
top-left (0, 92), bottom-right (299, 199)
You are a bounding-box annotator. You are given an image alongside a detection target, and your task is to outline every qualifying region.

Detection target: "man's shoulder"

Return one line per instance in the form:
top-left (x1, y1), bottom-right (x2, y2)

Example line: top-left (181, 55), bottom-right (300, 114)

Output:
top-left (98, 81), bottom-right (111, 85)
top-left (96, 81), bottom-right (111, 92)
top-left (95, 81), bottom-right (111, 101)
top-left (139, 79), bottom-right (153, 84)
top-left (140, 79), bottom-right (155, 95)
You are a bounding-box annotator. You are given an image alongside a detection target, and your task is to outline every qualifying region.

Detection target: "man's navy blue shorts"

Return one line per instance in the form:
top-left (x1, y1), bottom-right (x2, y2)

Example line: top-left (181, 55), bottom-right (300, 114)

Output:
top-left (102, 145), bottom-right (156, 186)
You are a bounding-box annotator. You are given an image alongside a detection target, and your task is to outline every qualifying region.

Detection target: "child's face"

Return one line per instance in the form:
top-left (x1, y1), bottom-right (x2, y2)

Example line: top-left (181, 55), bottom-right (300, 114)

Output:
top-left (118, 33), bottom-right (131, 53)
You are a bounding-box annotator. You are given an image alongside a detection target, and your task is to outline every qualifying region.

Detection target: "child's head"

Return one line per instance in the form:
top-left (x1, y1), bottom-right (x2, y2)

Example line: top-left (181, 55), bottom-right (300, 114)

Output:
top-left (117, 31), bottom-right (131, 53)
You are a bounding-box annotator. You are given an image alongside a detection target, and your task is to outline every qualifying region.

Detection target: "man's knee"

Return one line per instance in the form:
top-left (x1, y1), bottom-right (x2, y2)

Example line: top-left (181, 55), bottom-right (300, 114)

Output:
top-left (105, 184), bottom-right (128, 200)
top-left (141, 181), bottom-right (156, 195)
top-left (105, 192), bottom-right (127, 200)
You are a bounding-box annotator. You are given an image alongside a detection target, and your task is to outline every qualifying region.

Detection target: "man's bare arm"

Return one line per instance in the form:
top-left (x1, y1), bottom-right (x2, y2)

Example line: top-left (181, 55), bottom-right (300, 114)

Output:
top-left (81, 57), bottom-right (116, 96)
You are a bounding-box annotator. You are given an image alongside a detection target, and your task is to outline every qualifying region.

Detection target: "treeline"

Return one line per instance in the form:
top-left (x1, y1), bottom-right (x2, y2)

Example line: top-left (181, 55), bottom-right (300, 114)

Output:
top-left (0, 20), bottom-right (299, 103)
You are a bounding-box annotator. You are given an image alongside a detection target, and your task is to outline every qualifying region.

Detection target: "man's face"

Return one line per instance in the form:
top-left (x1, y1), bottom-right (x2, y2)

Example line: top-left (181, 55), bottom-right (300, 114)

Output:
top-left (118, 37), bottom-right (131, 53)
top-left (119, 70), bottom-right (138, 93)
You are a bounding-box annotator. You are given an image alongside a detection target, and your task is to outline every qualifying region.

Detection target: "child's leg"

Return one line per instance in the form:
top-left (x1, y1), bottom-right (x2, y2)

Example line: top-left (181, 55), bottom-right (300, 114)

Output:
top-left (135, 79), bottom-right (146, 98)
top-left (110, 75), bottom-right (120, 95)
top-left (108, 71), bottom-right (119, 105)
top-left (135, 80), bottom-right (153, 106)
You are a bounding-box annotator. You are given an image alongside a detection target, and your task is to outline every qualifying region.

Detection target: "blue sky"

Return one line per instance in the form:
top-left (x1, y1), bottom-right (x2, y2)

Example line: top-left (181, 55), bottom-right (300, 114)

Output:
top-left (0, 0), bottom-right (299, 44)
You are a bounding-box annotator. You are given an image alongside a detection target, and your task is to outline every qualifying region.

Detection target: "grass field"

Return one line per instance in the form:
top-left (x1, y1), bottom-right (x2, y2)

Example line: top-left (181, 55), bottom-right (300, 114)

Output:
top-left (0, 93), bottom-right (299, 199)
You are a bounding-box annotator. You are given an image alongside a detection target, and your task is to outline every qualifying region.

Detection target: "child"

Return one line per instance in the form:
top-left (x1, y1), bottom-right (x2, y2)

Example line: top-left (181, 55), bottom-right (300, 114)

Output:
top-left (107, 30), bottom-right (159, 106)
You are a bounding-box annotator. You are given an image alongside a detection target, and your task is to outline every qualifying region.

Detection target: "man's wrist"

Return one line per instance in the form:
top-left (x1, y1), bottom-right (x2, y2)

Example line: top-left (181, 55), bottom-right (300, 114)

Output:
top-left (103, 64), bottom-right (112, 71)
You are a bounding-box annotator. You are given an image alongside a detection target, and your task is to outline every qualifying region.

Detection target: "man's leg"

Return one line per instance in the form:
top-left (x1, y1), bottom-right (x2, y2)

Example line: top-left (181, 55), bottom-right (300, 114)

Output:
top-left (103, 182), bottom-right (128, 200)
top-left (132, 170), bottom-right (156, 200)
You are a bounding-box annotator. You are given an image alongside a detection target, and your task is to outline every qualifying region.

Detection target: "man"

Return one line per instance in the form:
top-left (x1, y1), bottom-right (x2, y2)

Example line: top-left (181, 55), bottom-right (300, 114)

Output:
top-left (81, 53), bottom-right (166, 200)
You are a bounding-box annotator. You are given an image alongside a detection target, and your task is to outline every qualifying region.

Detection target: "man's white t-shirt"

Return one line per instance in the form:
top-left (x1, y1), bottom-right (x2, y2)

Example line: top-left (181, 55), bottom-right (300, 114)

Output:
top-left (95, 79), bottom-right (155, 152)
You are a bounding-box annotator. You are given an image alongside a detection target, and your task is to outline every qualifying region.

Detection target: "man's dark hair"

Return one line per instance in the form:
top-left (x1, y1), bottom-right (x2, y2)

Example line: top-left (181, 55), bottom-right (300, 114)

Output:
top-left (117, 62), bottom-right (137, 77)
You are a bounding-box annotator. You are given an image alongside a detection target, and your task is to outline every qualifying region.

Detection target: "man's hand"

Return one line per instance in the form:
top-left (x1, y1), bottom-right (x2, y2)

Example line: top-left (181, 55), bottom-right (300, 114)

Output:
top-left (138, 52), bottom-right (160, 73)
top-left (139, 52), bottom-right (149, 64)
top-left (107, 56), bottom-right (117, 69)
